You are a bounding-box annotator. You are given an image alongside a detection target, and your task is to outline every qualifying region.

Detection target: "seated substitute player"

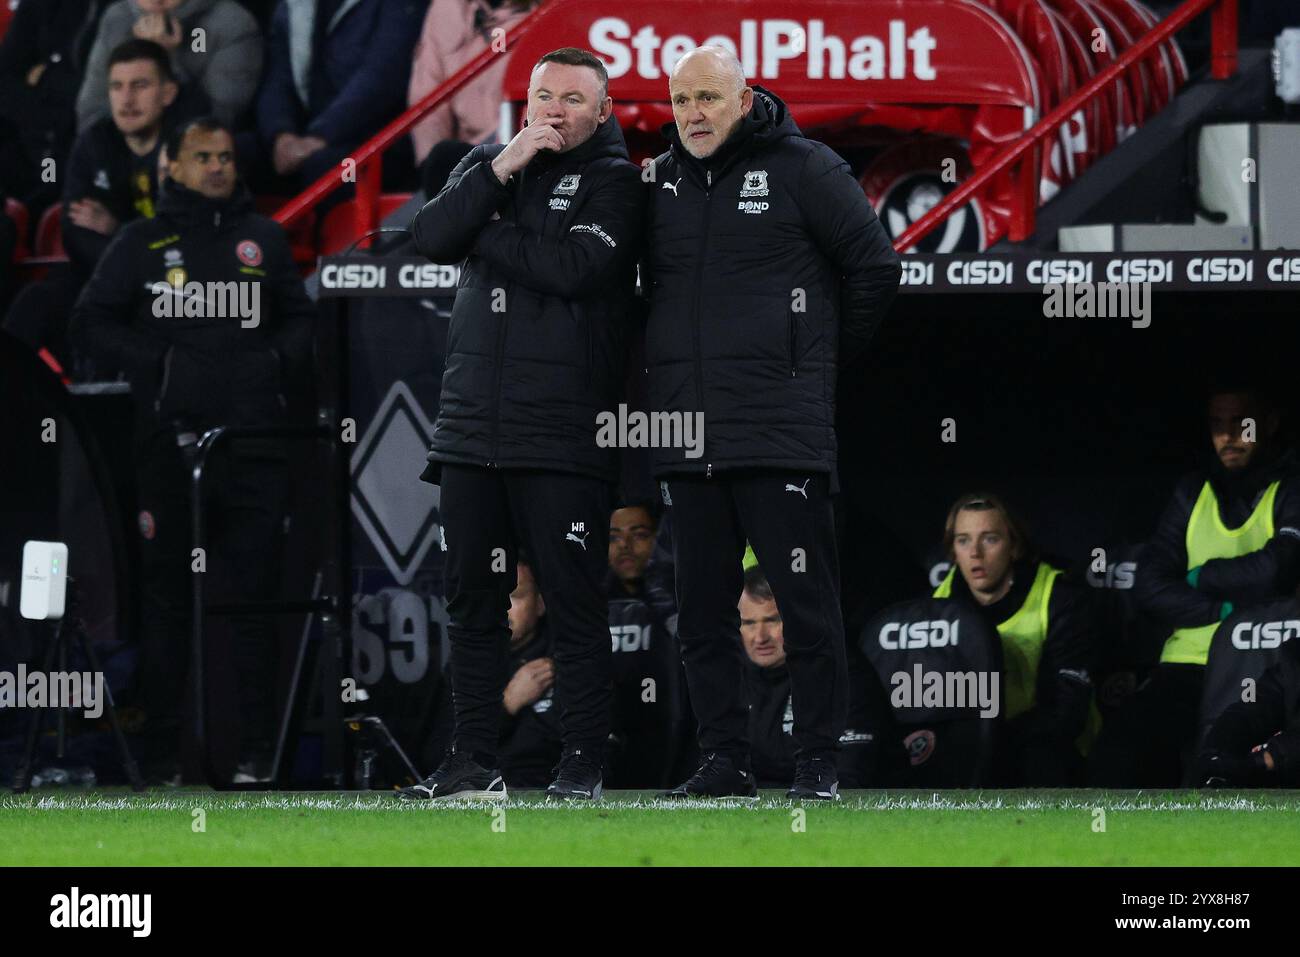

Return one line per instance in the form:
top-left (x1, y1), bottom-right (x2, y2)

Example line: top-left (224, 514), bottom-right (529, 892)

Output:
top-left (933, 493), bottom-right (1098, 786)
top-left (405, 559), bottom-right (562, 796)
top-left (1199, 636), bottom-right (1300, 787)
top-left (741, 566), bottom-right (879, 792)
top-left (1093, 384), bottom-right (1300, 786)
top-left (605, 501), bottom-right (690, 789)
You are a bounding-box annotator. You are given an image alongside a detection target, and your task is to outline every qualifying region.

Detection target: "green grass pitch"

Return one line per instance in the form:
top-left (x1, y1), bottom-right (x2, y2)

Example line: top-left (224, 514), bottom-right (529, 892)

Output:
top-left (3, 790), bottom-right (1299, 866)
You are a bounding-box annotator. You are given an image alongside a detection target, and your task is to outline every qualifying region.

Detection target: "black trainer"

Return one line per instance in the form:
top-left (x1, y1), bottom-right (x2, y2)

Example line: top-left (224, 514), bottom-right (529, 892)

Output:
top-left (397, 750), bottom-right (506, 802)
top-left (787, 755), bottom-right (840, 800)
top-left (546, 748), bottom-right (603, 800)
top-left (662, 751), bottom-right (759, 800)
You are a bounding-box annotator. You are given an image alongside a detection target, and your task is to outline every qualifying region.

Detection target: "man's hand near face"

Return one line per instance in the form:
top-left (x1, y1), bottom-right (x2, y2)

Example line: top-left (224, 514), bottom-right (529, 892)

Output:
top-left (490, 117), bottom-right (566, 185)
top-left (503, 657), bottom-right (554, 716)
top-left (67, 199), bottom-right (119, 236)
top-left (133, 12), bottom-right (183, 51)
top-left (272, 133), bottom-right (328, 176)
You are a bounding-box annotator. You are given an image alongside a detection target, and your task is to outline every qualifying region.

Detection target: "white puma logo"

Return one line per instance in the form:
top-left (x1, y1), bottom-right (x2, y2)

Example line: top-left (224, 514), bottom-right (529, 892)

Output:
top-left (566, 531), bottom-right (589, 550)
top-left (662, 177), bottom-right (682, 196)
top-left (784, 479), bottom-right (810, 499)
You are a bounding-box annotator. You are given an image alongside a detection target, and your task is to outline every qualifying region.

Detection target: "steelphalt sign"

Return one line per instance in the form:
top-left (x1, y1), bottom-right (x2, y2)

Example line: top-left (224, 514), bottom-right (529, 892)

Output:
top-left (317, 252), bottom-right (1300, 297)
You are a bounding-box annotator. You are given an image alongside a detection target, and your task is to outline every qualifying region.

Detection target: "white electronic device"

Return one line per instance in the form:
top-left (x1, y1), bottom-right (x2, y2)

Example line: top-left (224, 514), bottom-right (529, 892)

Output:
top-left (19, 541), bottom-right (69, 621)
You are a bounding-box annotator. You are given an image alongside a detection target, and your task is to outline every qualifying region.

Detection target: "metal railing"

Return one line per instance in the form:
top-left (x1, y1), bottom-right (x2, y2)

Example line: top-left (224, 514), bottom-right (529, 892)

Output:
top-left (894, 0), bottom-right (1239, 252)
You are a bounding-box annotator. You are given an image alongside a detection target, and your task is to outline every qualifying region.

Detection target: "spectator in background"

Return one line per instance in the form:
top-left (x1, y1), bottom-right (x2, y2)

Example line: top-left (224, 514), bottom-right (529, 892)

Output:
top-left (71, 115), bottom-right (315, 782)
top-left (77, 0), bottom-right (262, 132)
top-left (253, 0), bottom-right (425, 191)
top-left (407, 0), bottom-right (538, 166)
top-left (605, 502), bottom-right (690, 789)
top-left (0, 0), bottom-right (106, 216)
top-left (741, 566), bottom-right (880, 791)
top-left (1094, 384), bottom-right (1300, 786)
top-left (934, 493), bottom-right (1099, 786)
top-left (3, 39), bottom-right (183, 369)
top-left (406, 560), bottom-right (561, 796)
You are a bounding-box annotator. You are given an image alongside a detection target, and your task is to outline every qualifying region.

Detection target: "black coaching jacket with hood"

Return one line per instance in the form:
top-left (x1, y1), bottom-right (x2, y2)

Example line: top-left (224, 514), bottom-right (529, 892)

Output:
top-left (71, 177), bottom-right (315, 429)
top-left (410, 114), bottom-right (644, 484)
top-left (642, 86), bottom-right (901, 479)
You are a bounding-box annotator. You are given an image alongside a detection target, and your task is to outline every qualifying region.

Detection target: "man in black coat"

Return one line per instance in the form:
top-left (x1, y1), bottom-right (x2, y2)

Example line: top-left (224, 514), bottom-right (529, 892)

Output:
top-left (400, 48), bottom-right (643, 802)
top-left (71, 116), bottom-right (314, 781)
top-left (644, 46), bottom-right (901, 800)
top-left (1199, 637), bottom-right (1300, 787)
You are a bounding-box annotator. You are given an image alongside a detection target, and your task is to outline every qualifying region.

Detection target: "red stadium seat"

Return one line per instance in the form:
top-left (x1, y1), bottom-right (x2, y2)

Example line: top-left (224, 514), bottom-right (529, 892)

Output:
top-left (35, 204), bottom-right (65, 258)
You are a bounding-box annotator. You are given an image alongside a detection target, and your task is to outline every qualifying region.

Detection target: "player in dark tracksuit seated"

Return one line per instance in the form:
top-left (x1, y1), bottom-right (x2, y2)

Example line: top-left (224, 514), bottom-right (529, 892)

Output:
top-left (604, 503), bottom-right (690, 789)
top-left (1199, 638), bottom-right (1300, 787)
top-left (1092, 385), bottom-right (1300, 786)
top-left (933, 493), bottom-right (1099, 786)
top-left (741, 567), bottom-right (879, 789)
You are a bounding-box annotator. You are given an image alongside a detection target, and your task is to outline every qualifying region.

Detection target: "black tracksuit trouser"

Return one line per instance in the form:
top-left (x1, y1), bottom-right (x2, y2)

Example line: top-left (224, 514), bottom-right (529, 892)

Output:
top-left (438, 464), bottom-right (613, 758)
top-left (664, 469), bottom-right (847, 762)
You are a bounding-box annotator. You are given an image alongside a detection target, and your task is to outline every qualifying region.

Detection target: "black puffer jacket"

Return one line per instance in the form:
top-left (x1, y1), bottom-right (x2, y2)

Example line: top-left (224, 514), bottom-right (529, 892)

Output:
top-left (411, 116), bottom-right (644, 483)
top-left (71, 178), bottom-right (315, 428)
top-left (1137, 450), bottom-right (1300, 630)
top-left (642, 86), bottom-right (900, 478)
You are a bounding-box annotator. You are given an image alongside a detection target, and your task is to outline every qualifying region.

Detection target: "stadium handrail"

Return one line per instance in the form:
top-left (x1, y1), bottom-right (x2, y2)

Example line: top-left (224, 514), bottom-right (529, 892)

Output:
top-left (271, 1), bottom-right (560, 238)
top-left (894, 0), bottom-right (1239, 251)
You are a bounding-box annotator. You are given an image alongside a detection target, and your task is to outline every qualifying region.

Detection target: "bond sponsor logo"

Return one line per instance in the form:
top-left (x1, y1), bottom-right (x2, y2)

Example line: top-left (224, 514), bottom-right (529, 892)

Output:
top-left (890, 665), bottom-right (999, 718)
top-left (878, 619), bottom-right (959, 650)
top-left (740, 170), bottom-right (769, 197)
top-left (554, 174), bottom-right (581, 195)
top-left (590, 17), bottom-right (938, 82)
top-left (595, 403), bottom-right (704, 459)
top-left (945, 260), bottom-right (1014, 285)
top-left (320, 264), bottom-right (387, 289)
top-left (1027, 259), bottom-right (1093, 285)
top-left (737, 200), bottom-right (769, 215)
top-left (1187, 257), bottom-right (1253, 283)
top-left (0, 666), bottom-right (105, 719)
top-left (549, 197), bottom-right (571, 211)
top-left (1230, 620), bottom-right (1300, 651)
top-left (899, 261), bottom-right (934, 286)
top-left (49, 887), bottom-right (151, 937)
top-left (1106, 258), bottom-right (1173, 284)
top-left (396, 263), bottom-right (459, 289)
top-left (1266, 256), bottom-right (1300, 282)
top-left (569, 222), bottom-right (616, 247)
